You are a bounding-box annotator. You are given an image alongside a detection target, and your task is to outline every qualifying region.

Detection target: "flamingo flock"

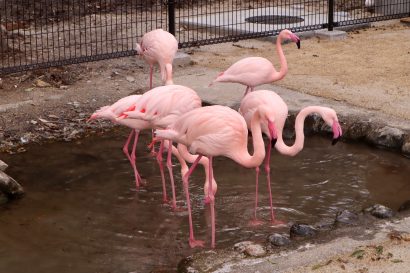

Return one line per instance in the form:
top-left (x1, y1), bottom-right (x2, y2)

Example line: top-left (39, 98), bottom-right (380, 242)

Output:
top-left (88, 28), bottom-right (343, 249)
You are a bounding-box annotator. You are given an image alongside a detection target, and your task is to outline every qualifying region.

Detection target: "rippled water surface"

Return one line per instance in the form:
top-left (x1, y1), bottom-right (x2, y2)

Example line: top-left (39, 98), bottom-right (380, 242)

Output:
top-left (1, 130), bottom-right (409, 273)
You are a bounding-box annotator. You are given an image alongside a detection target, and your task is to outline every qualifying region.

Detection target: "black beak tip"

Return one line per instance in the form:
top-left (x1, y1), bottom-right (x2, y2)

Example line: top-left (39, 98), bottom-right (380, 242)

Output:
top-left (271, 138), bottom-right (277, 147)
top-left (296, 40), bottom-right (301, 49)
top-left (331, 137), bottom-right (340, 146)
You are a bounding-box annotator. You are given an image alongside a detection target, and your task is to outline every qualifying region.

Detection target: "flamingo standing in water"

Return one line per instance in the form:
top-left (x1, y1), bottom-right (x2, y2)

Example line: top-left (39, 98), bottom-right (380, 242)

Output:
top-left (210, 29), bottom-right (300, 96)
top-left (136, 29), bottom-right (178, 89)
top-left (118, 85), bottom-right (202, 210)
top-left (153, 105), bottom-right (274, 248)
top-left (88, 95), bottom-right (146, 188)
top-left (239, 90), bottom-right (343, 224)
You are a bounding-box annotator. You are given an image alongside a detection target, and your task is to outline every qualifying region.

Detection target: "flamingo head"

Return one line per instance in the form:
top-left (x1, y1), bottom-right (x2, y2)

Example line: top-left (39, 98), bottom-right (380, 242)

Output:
top-left (136, 43), bottom-right (143, 55)
top-left (320, 107), bottom-right (342, 145)
top-left (86, 113), bottom-right (98, 123)
top-left (281, 29), bottom-right (301, 49)
top-left (268, 120), bottom-right (278, 147)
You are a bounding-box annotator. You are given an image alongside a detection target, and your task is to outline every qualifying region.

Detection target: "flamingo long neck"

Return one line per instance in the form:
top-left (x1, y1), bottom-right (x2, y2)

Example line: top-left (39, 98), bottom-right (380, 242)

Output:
top-left (272, 33), bottom-right (288, 81)
top-left (275, 106), bottom-right (322, 157)
top-left (234, 109), bottom-right (266, 168)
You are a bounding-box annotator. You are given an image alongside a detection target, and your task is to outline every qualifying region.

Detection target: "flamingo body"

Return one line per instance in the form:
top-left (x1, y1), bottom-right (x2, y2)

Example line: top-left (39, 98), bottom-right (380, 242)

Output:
top-left (136, 29), bottom-right (178, 87)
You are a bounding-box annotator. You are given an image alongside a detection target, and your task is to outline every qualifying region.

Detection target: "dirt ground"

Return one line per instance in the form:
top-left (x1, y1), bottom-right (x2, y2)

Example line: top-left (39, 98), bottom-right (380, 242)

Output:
top-left (1, 19), bottom-right (409, 153)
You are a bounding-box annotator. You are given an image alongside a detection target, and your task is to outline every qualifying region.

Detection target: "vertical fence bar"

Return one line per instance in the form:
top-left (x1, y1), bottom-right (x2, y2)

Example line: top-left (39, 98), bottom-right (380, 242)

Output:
top-left (328, 0), bottom-right (334, 31)
top-left (168, 0), bottom-right (175, 36)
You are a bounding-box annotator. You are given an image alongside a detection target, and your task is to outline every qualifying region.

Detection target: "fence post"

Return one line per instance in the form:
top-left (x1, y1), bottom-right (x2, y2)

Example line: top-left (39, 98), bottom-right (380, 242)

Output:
top-left (328, 0), bottom-right (334, 31)
top-left (168, 0), bottom-right (176, 36)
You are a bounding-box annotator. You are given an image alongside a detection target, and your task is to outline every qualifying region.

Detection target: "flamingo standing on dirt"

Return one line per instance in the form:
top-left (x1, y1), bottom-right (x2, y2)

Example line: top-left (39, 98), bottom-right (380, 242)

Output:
top-left (118, 84), bottom-right (202, 210)
top-left (239, 90), bottom-right (343, 224)
top-left (210, 29), bottom-right (300, 96)
top-left (153, 105), bottom-right (274, 248)
top-left (136, 29), bottom-right (178, 89)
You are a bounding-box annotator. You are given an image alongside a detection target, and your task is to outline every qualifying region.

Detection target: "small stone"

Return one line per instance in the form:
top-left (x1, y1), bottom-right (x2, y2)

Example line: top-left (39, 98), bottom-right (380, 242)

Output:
top-left (233, 241), bottom-right (252, 253)
top-left (24, 87), bottom-right (34, 92)
top-left (244, 243), bottom-right (266, 257)
top-left (267, 233), bottom-right (291, 246)
top-left (126, 75), bottom-right (136, 82)
top-left (398, 200), bottom-right (410, 212)
top-left (365, 204), bottom-right (394, 219)
top-left (0, 78), bottom-right (3, 89)
top-left (335, 209), bottom-right (359, 225)
top-left (290, 223), bottom-right (317, 238)
top-left (34, 79), bottom-right (51, 88)
top-left (30, 120), bottom-right (38, 125)
top-left (402, 141), bottom-right (410, 155)
top-left (59, 85), bottom-right (68, 89)
top-left (0, 160), bottom-right (8, 171)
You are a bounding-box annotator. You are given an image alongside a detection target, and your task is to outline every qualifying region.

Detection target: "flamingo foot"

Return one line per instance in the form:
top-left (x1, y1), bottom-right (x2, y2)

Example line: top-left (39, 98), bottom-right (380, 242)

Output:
top-left (189, 239), bottom-right (205, 248)
top-left (249, 218), bottom-right (264, 226)
top-left (162, 197), bottom-right (169, 204)
top-left (270, 219), bottom-right (286, 227)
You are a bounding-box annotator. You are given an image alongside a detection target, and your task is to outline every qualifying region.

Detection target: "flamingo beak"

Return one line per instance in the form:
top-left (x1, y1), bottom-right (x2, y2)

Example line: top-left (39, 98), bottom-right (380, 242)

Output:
top-left (86, 114), bottom-right (97, 123)
top-left (268, 121), bottom-right (278, 147)
top-left (331, 121), bottom-right (343, 146)
top-left (290, 33), bottom-right (301, 49)
top-left (117, 113), bottom-right (128, 120)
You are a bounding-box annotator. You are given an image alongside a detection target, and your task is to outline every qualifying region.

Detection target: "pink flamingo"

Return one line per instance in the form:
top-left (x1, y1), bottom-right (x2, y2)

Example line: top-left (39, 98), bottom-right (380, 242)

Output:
top-left (136, 29), bottom-right (178, 89)
top-left (210, 29), bottom-right (300, 96)
top-left (118, 85), bottom-right (202, 210)
top-left (88, 95), bottom-right (147, 188)
top-left (153, 105), bottom-right (274, 248)
top-left (239, 90), bottom-right (343, 224)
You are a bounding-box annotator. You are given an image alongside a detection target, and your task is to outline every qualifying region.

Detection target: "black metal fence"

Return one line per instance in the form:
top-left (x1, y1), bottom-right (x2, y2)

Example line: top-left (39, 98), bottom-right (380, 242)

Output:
top-left (1, 0), bottom-right (409, 75)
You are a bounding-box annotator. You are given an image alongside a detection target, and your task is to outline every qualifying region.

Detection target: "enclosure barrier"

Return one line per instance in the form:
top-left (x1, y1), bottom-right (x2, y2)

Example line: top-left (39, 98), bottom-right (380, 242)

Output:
top-left (1, 0), bottom-right (409, 75)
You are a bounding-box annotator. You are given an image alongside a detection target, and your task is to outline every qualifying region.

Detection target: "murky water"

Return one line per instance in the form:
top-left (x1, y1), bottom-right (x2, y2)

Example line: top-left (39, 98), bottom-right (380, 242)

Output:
top-left (1, 129), bottom-right (409, 273)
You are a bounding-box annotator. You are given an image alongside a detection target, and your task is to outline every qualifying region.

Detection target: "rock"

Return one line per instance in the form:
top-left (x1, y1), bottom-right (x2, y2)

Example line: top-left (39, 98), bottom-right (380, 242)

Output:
top-left (0, 170), bottom-right (24, 197)
top-left (34, 79), bottom-right (51, 88)
top-left (0, 160), bottom-right (8, 171)
top-left (233, 241), bottom-right (252, 253)
top-left (244, 243), bottom-right (266, 257)
top-left (366, 126), bottom-right (404, 150)
top-left (0, 191), bottom-right (8, 205)
top-left (290, 223), bottom-right (317, 238)
top-left (398, 200), bottom-right (410, 212)
top-left (267, 233), bottom-right (291, 246)
top-left (335, 209), bottom-right (359, 225)
top-left (126, 75), bottom-right (136, 82)
top-left (0, 77), bottom-right (3, 89)
top-left (402, 141), bottom-right (410, 155)
top-left (233, 241), bottom-right (266, 257)
top-left (365, 204), bottom-right (394, 219)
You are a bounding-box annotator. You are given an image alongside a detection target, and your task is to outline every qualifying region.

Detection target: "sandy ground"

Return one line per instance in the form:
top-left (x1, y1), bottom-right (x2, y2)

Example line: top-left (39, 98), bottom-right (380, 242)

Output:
top-left (189, 20), bottom-right (410, 121)
top-left (0, 18), bottom-right (410, 272)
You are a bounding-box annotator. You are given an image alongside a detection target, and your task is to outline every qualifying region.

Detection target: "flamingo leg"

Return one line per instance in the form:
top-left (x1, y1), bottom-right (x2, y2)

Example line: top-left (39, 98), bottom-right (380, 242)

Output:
top-left (156, 140), bottom-right (168, 203)
top-left (250, 166), bottom-right (263, 226)
top-left (166, 140), bottom-right (177, 210)
top-left (130, 129), bottom-right (142, 189)
top-left (150, 129), bottom-right (157, 156)
top-left (182, 154), bottom-right (204, 248)
top-left (265, 138), bottom-right (283, 225)
top-left (243, 86), bottom-right (250, 97)
top-left (208, 156), bottom-right (216, 248)
top-left (122, 129), bottom-right (142, 189)
top-left (149, 65), bottom-right (153, 89)
top-left (122, 129), bottom-right (134, 163)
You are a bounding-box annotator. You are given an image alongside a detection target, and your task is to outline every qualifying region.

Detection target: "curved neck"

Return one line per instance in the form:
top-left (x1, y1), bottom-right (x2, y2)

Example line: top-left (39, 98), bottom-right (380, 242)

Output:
top-left (272, 33), bottom-right (288, 81)
top-left (234, 109), bottom-right (266, 168)
top-left (275, 106), bottom-right (322, 156)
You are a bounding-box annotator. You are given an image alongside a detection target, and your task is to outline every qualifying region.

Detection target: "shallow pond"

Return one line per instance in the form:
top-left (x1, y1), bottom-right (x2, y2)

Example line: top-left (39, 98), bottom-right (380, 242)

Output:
top-left (1, 129), bottom-right (409, 273)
